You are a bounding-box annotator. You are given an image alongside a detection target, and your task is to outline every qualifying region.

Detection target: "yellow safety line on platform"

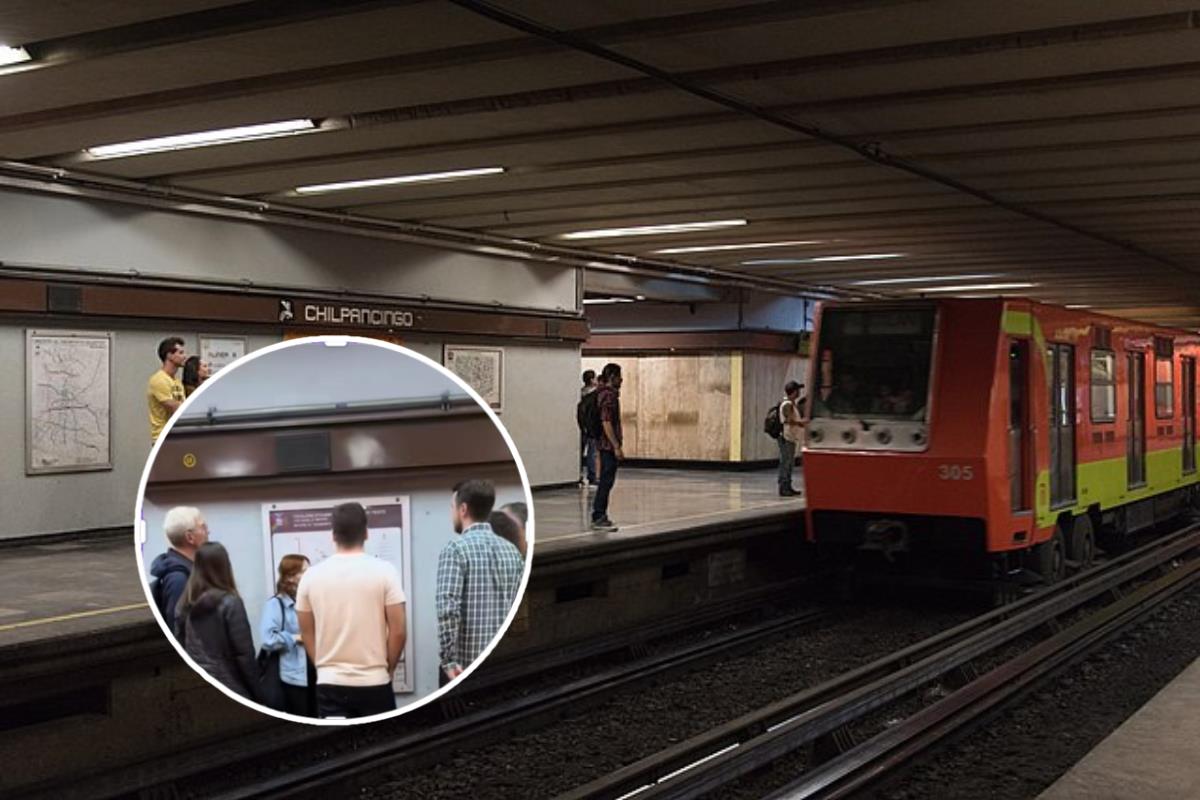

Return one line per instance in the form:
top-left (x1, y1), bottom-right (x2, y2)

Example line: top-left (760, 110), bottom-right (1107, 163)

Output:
top-left (0, 602), bottom-right (146, 632)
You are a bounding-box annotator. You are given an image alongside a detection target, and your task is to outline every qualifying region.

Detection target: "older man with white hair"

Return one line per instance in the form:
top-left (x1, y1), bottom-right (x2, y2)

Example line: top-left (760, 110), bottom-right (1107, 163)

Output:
top-left (150, 506), bottom-right (210, 636)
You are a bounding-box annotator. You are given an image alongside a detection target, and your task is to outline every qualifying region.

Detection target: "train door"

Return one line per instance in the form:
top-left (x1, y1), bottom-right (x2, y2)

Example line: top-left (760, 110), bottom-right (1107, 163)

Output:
top-left (1009, 340), bottom-right (1030, 511)
top-left (1183, 357), bottom-right (1196, 474)
top-left (1128, 352), bottom-right (1147, 487)
top-left (1048, 343), bottom-right (1076, 506)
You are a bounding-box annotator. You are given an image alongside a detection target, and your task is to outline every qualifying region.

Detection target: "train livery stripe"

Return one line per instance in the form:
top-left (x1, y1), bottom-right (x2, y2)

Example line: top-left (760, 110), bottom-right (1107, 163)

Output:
top-left (1036, 448), bottom-right (1200, 527)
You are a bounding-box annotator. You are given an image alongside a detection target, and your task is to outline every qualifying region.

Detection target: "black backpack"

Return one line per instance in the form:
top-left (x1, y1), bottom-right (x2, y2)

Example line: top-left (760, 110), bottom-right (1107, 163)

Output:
top-left (150, 562), bottom-right (189, 620)
top-left (578, 390), bottom-right (604, 439)
top-left (764, 402), bottom-right (783, 439)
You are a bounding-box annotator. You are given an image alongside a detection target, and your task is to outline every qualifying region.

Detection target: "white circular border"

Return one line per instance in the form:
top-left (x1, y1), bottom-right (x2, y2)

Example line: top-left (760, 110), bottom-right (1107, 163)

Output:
top-left (132, 335), bottom-right (536, 726)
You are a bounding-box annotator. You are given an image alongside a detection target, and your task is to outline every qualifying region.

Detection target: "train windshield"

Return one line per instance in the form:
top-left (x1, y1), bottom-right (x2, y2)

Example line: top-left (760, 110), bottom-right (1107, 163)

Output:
top-left (812, 306), bottom-right (936, 421)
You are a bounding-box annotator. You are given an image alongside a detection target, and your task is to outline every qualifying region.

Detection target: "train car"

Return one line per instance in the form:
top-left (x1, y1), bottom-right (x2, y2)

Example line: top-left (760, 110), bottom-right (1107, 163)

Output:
top-left (802, 298), bottom-right (1200, 585)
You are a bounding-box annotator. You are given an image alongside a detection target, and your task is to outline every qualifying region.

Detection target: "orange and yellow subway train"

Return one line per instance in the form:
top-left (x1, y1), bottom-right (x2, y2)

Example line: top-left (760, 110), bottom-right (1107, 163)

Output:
top-left (802, 298), bottom-right (1200, 583)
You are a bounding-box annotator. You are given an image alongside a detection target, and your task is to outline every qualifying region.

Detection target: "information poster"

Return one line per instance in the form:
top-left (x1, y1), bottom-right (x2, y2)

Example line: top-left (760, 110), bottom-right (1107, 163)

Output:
top-left (444, 344), bottom-right (504, 411)
top-left (26, 329), bottom-right (113, 474)
top-left (262, 496), bottom-right (415, 693)
top-left (199, 335), bottom-right (247, 373)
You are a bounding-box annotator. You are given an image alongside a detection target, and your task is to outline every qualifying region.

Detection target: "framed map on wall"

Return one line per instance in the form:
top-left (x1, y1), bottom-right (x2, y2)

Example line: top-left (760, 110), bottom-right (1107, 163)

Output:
top-left (26, 329), bottom-right (114, 474)
top-left (443, 344), bottom-right (504, 412)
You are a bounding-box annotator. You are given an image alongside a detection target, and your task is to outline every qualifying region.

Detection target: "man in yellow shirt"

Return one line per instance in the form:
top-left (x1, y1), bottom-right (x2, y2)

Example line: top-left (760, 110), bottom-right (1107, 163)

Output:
top-left (148, 337), bottom-right (188, 441)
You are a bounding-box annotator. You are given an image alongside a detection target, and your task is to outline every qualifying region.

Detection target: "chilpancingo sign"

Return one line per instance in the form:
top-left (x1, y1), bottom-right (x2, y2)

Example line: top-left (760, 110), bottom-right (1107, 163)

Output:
top-left (280, 299), bottom-right (415, 328)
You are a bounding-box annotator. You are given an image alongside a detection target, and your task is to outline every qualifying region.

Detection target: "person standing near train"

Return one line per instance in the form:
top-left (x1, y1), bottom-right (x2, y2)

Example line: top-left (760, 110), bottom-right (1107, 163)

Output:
top-left (778, 380), bottom-right (805, 497)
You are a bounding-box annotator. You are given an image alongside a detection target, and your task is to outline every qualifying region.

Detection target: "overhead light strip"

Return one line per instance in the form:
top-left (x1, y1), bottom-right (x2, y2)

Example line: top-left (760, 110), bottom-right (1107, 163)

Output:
top-left (742, 253), bottom-right (905, 265)
top-left (561, 219), bottom-right (747, 240)
top-left (652, 239), bottom-right (821, 254)
top-left (912, 282), bottom-right (1038, 293)
top-left (851, 273), bottom-right (1000, 286)
top-left (582, 297), bottom-right (638, 304)
top-left (85, 119), bottom-right (317, 159)
top-left (0, 45), bottom-right (31, 67)
top-left (295, 166), bottom-right (506, 195)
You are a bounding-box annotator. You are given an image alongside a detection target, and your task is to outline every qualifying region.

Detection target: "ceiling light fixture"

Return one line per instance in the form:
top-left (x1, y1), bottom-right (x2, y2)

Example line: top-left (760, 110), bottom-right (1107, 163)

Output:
top-left (86, 119), bottom-right (317, 159)
top-left (850, 273), bottom-right (1000, 286)
top-left (652, 239), bottom-right (820, 254)
top-left (742, 253), bottom-right (905, 265)
top-left (912, 282), bottom-right (1038, 293)
top-left (0, 45), bottom-right (31, 67)
top-left (561, 219), bottom-right (747, 240)
top-left (1065, 304), bottom-right (1094, 309)
top-left (295, 166), bottom-right (506, 195)
top-left (583, 297), bottom-right (637, 304)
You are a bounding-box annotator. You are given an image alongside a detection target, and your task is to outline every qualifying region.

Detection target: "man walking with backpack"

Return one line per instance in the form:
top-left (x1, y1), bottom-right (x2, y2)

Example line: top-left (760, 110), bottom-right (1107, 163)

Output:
top-left (773, 381), bottom-right (805, 497)
top-left (577, 369), bottom-right (598, 487)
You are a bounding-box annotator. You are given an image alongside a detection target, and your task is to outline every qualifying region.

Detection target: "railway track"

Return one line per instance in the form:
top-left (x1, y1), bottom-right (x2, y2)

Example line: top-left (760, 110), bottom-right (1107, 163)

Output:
top-left (197, 607), bottom-right (834, 800)
top-left (558, 521), bottom-right (1200, 800)
top-left (22, 579), bottom-right (821, 800)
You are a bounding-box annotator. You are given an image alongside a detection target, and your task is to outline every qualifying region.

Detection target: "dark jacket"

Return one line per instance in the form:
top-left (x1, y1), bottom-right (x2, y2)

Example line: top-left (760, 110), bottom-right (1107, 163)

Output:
top-left (174, 589), bottom-right (259, 701)
top-left (150, 550), bottom-right (192, 634)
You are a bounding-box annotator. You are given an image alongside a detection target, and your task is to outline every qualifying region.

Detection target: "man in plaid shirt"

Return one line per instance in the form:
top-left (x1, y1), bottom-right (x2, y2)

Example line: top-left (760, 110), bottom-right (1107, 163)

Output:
top-left (436, 479), bottom-right (525, 684)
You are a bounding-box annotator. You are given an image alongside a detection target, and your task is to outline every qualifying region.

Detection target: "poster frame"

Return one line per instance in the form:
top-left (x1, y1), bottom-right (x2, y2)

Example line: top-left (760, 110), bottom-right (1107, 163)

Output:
top-left (25, 328), bottom-right (114, 475)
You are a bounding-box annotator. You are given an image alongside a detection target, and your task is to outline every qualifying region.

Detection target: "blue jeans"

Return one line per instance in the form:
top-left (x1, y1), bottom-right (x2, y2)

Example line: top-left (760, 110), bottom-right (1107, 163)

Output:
top-left (581, 434), bottom-right (597, 483)
top-left (592, 449), bottom-right (620, 521)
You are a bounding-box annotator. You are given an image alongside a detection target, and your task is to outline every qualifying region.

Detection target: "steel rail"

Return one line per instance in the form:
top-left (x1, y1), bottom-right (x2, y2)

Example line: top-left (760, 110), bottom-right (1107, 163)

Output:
top-left (558, 522), bottom-right (1200, 800)
top-left (771, 552), bottom-right (1200, 799)
top-left (177, 609), bottom-right (834, 800)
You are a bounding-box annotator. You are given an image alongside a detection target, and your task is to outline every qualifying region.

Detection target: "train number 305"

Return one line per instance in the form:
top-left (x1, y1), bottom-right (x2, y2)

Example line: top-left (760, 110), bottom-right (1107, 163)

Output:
top-left (937, 464), bottom-right (975, 480)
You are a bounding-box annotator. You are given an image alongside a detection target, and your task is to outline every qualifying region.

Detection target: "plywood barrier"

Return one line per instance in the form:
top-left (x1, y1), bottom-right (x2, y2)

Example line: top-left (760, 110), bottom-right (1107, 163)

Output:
top-left (584, 353), bottom-right (766, 461)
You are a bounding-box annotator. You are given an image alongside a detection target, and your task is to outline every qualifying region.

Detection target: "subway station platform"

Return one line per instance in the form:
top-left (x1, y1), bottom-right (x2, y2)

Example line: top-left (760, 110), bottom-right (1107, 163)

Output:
top-left (0, 536), bottom-right (150, 650)
top-left (0, 468), bottom-right (804, 651)
top-left (1038, 657), bottom-right (1200, 800)
top-left (533, 467), bottom-right (805, 557)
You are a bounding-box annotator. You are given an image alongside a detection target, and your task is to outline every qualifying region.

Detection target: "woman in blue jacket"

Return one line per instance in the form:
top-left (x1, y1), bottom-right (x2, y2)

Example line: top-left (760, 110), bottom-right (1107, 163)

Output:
top-left (259, 554), bottom-right (315, 716)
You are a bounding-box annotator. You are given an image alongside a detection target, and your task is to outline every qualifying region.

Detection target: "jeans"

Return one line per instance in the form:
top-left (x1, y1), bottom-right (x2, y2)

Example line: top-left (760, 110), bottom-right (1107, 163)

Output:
top-left (592, 449), bottom-right (620, 521)
top-left (581, 434), bottom-right (597, 483)
top-left (777, 437), bottom-right (797, 490)
top-left (316, 682), bottom-right (396, 719)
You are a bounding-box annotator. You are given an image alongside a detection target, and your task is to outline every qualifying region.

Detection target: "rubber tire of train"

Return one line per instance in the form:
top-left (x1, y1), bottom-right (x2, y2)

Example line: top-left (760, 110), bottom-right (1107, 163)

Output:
top-left (1031, 526), bottom-right (1066, 584)
top-left (1069, 514), bottom-right (1096, 572)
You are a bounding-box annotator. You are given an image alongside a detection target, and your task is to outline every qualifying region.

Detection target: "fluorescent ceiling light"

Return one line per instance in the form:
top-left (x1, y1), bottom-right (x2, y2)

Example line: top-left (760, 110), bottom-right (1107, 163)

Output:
top-left (742, 253), bottom-right (905, 265)
top-left (561, 219), bottom-right (747, 240)
top-left (851, 273), bottom-right (1000, 286)
top-left (0, 45), bottom-right (31, 67)
top-left (652, 239), bottom-right (820, 255)
top-left (1065, 304), bottom-right (1093, 309)
top-left (295, 166), bottom-right (505, 195)
top-left (583, 297), bottom-right (636, 304)
top-left (86, 119), bottom-right (316, 159)
top-left (913, 282), bottom-right (1038, 293)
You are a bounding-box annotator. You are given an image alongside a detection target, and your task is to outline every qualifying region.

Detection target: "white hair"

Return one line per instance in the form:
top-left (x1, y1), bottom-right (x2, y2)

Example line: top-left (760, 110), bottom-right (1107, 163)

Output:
top-left (163, 506), bottom-right (204, 547)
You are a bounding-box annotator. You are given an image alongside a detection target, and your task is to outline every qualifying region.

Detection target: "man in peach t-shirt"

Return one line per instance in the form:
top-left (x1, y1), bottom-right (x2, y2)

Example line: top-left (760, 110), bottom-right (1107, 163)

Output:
top-left (296, 502), bottom-right (407, 719)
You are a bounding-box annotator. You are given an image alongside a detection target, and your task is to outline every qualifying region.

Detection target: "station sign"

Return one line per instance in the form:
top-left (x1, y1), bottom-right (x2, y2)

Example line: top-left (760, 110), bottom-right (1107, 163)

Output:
top-left (280, 299), bottom-right (415, 329)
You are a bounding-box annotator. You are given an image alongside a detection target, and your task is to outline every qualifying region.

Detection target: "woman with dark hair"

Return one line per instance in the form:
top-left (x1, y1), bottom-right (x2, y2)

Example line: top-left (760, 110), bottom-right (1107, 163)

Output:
top-left (259, 554), bottom-right (316, 716)
top-left (488, 510), bottom-right (526, 559)
top-left (173, 542), bottom-right (259, 701)
top-left (181, 356), bottom-right (212, 397)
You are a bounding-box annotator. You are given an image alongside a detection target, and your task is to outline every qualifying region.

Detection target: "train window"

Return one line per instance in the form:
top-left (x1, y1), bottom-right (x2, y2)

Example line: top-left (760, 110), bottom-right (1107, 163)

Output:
top-left (1089, 350), bottom-right (1116, 422)
top-left (1155, 357), bottom-right (1175, 418)
top-left (810, 306), bottom-right (935, 421)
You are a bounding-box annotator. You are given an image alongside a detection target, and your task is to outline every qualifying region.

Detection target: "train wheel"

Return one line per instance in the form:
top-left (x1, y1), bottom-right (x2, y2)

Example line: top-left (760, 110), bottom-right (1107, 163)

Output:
top-left (1069, 514), bottom-right (1096, 572)
top-left (1031, 527), bottom-right (1066, 584)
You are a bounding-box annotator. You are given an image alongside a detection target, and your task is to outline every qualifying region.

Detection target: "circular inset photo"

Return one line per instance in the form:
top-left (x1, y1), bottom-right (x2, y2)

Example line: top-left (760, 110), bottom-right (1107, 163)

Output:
top-left (134, 337), bottom-right (533, 724)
